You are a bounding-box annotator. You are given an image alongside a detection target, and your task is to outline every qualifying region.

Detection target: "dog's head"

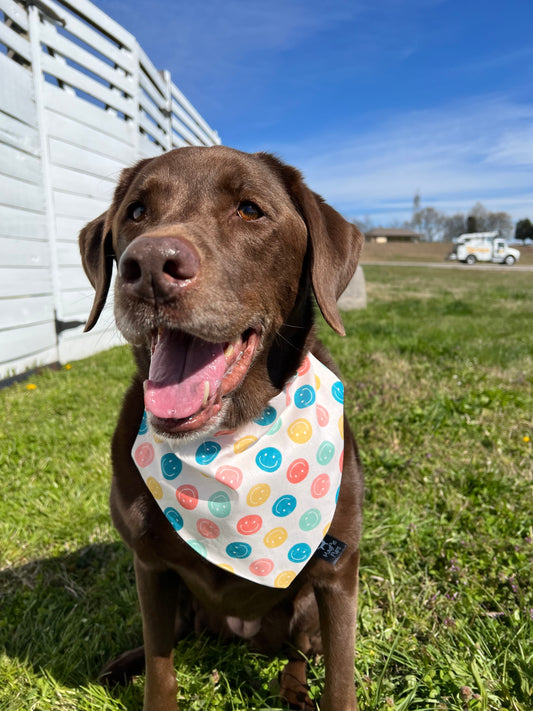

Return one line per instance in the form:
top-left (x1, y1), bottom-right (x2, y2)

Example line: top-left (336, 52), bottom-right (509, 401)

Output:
top-left (79, 146), bottom-right (362, 437)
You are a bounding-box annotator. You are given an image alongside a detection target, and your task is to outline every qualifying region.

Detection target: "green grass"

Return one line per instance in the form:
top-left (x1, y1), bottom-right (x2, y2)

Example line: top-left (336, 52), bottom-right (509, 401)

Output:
top-left (1, 266), bottom-right (532, 710)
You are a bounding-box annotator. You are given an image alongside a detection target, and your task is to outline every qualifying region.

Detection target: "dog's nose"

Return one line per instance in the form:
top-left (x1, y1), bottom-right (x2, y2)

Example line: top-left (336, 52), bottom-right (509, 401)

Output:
top-left (118, 235), bottom-right (200, 299)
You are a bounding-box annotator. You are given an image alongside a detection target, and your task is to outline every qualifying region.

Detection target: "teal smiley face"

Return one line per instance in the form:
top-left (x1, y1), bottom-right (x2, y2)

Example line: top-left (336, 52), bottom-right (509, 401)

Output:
top-left (272, 494), bottom-right (297, 517)
top-left (226, 542), bottom-right (252, 559)
top-left (294, 385), bottom-right (316, 409)
top-left (254, 406), bottom-right (277, 426)
top-left (161, 453), bottom-right (182, 480)
top-left (316, 441), bottom-right (335, 466)
top-left (288, 543), bottom-right (312, 563)
top-left (299, 508), bottom-right (322, 531)
top-left (208, 490), bottom-right (232, 518)
top-left (164, 507), bottom-right (183, 531)
top-left (195, 441), bottom-right (221, 465)
top-left (138, 411), bottom-right (148, 434)
top-left (332, 381), bottom-right (344, 404)
top-left (256, 447), bottom-right (282, 472)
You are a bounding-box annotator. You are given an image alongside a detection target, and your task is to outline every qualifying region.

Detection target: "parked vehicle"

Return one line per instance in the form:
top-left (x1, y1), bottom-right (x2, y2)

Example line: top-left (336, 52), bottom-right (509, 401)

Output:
top-left (447, 232), bottom-right (521, 265)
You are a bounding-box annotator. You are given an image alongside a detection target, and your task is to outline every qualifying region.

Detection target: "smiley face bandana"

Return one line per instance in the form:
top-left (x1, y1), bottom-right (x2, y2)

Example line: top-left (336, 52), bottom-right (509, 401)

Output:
top-left (131, 353), bottom-right (345, 588)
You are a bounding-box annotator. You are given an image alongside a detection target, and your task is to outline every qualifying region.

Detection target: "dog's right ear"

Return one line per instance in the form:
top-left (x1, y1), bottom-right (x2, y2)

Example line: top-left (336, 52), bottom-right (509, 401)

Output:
top-left (79, 158), bottom-right (152, 331)
top-left (79, 211), bottom-right (114, 332)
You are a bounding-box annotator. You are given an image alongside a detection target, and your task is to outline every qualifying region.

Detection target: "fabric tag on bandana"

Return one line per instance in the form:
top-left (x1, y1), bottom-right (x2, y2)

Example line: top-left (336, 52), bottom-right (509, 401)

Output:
top-left (314, 534), bottom-right (347, 565)
top-left (132, 353), bottom-right (345, 589)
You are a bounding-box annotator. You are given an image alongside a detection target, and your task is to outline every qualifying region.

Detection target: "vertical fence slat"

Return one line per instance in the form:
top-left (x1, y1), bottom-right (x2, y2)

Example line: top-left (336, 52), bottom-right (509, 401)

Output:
top-left (28, 5), bottom-right (61, 327)
top-left (162, 70), bottom-right (173, 152)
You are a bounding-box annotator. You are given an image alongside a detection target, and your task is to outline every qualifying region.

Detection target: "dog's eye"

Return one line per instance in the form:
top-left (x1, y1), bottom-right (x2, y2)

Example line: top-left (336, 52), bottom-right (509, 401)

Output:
top-left (237, 201), bottom-right (264, 221)
top-left (127, 202), bottom-right (146, 222)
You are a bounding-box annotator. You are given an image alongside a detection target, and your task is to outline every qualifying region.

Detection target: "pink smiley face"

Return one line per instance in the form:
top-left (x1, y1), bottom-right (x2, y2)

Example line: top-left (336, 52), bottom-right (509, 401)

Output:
top-left (316, 404), bottom-right (330, 427)
top-left (249, 558), bottom-right (274, 577)
top-left (176, 484), bottom-right (199, 510)
top-left (311, 473), bottom-right (331, 499)
top-left (287, 458), bottom-right (309, 484)
top-left (297, 357), bottom-right (311, 376)
top-left (196, 518), bottom-right (220, 539)
top-left (134, 443), bottom-right (154, 468)
top-left (216, 465), bottom-right (243, 490)
top-left (236, 515), bottom-right (263, 536)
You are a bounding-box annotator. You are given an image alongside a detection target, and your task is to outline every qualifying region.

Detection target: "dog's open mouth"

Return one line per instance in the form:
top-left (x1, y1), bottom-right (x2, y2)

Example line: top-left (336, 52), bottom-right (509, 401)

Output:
top-left (143, 327), bottom-right (261, 435)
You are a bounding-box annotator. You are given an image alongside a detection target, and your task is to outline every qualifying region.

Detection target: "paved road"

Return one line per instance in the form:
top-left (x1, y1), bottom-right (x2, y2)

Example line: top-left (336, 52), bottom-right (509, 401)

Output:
top-left (361, 260), bottom-right (533, 272)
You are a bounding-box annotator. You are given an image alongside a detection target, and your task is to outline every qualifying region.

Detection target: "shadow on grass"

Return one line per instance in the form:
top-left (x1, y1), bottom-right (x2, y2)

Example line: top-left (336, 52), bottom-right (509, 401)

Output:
top-left (0, 542), bottom-right (143, 704)
top-left (0, 543), bottom-right (287, 709)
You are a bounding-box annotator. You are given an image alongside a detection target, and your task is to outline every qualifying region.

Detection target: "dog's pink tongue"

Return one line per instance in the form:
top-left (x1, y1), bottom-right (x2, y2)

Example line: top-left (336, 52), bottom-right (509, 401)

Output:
top-left (144, 331), bottom-right (226, 420)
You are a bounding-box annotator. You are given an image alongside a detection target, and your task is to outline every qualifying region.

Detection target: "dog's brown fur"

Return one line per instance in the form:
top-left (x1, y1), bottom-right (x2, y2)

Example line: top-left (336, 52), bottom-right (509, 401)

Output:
top-left (79, 146), bottom-right (364, 711)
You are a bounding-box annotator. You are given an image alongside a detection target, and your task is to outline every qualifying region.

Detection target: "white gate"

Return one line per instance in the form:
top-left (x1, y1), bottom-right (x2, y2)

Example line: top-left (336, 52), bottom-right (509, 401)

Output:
top-left (0, 0), bottom-right (220, 380)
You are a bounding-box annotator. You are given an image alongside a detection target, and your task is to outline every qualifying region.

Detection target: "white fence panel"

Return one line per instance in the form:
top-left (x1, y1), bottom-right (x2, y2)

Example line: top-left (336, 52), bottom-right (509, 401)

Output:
top-left (0, 205), bottom-right (48, 239)
top-left (1, 236), bottom-right (50, 268)
top-left (0, 0), bottom-right (220, 381)
top-left (0, 265), bottom-right (53, 298)
top-left (0, 295), bottom-right (52, 330)
top-left (0, 45), bottom-right (57, 378)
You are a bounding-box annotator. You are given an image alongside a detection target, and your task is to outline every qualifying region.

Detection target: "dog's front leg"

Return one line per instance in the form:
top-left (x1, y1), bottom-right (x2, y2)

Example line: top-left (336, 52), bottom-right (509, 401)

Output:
top-left (314, 551), bottom-right (360, 711)
top-left (135, 556), bottom-right (180, 711)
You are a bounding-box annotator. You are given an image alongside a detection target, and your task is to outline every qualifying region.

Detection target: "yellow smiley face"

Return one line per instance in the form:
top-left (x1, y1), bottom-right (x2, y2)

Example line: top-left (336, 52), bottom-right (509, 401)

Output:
top-left (146, 476), bottom-right (163, 499)
top-left (246, 483), bottom-right (271, 507)
top-left (288, 418), bottom-right (312, 444)
top-left (217, 563), bottom-right (235, 574)
top-left (274, 570), bottom-right (297, 588)
top-left (234, 435), bottom-right (258, 454)
top-left (263, 527), bottom-right (288, 548)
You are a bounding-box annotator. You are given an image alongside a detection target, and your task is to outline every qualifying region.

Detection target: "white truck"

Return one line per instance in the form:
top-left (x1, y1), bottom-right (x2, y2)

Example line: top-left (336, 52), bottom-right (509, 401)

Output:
top-left (448, 232), bottom-right (521, 265)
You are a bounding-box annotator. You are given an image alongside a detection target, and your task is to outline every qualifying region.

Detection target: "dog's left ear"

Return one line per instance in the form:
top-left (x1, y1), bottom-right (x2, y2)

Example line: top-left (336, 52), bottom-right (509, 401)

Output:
top-left (258, 153), bottom-right (363, 335)
top-left (295, 185), bottom-right (363, 335)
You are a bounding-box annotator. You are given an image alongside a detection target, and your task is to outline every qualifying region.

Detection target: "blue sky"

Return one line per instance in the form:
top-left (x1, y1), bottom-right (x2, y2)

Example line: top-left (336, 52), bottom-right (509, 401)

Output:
top-left (97, 0), bottom-right (532, 227)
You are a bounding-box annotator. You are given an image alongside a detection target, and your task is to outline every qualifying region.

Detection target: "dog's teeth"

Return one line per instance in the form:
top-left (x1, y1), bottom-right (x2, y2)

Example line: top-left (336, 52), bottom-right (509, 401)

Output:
top-left (224, 344), bottom-right (234, 359)
top-left (202, 381), bottom-right (210, 406)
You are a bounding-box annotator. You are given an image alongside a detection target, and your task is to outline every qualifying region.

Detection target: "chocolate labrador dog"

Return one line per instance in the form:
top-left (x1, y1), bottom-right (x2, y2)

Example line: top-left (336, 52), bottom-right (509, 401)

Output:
top-left (79, 146), bottom-right (364, 711)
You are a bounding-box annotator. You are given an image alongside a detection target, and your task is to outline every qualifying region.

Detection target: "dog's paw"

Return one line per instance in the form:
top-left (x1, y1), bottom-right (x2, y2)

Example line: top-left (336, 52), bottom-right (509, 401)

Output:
top-left (279, 660), bottom-right (316, 711)
top-left (99, 645), bottom-right (146, 686)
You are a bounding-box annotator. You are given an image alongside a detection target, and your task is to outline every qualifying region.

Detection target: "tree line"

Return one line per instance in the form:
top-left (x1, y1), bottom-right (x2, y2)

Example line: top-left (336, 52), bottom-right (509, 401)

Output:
top-left (356, 196), bottom-right (533, 243)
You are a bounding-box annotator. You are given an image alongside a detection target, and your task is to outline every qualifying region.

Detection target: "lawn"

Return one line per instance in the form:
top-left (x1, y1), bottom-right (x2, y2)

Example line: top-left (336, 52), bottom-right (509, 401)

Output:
top-left (0, 266), bottom-right (531, 710)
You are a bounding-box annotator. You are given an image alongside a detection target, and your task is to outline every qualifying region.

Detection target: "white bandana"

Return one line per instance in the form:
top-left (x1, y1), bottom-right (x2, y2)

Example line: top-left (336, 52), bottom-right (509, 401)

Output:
top-left (132, 353), bottom-right (344, 588)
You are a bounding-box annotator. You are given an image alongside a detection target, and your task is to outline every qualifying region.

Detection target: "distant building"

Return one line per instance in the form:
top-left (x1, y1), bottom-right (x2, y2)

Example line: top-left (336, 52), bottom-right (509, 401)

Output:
top-left (365, 228), bottom-right (423, 243)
